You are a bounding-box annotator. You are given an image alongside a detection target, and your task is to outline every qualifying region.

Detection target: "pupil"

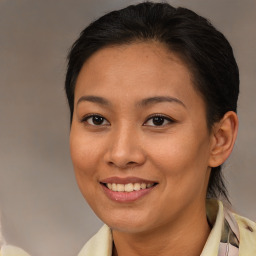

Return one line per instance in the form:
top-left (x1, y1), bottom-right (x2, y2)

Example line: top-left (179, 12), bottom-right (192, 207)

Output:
top-left (153, 116), bottom-right (164, 126)
top-left (93, 116), bottom-right (103, 125)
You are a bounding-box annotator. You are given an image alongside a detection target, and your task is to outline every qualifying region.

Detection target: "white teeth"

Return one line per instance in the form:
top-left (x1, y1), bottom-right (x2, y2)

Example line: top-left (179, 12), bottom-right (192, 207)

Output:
top-left (112, 183), bottom-right (117, 192)
top-left (116, 184), bottom-right (125, 192)
top-left (141, 183), bottom-right (146, 189)
top-left (124, 183), bottom-right (133, 192)
top-left (106, 182), bottom-right (155, 192)
top-left (133, 183), bottom-right (141, 191)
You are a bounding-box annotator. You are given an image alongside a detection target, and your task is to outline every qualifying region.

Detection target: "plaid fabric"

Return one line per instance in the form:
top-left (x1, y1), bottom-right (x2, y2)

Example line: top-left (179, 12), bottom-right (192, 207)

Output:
top-left (218, 208), bottom-right (240, 256)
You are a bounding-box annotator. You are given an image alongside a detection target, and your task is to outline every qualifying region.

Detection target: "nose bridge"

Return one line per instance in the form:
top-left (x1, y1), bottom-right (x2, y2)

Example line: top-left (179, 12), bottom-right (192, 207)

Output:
top-left (114, 122), bottom-right (136, 151)
top-left (106, 122), bottom-right (145, 168)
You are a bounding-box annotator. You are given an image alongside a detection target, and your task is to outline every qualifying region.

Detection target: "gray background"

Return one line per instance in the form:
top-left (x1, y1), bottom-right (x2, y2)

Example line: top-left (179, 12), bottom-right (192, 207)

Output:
top-left (0, 0), bottom-right (255, 255)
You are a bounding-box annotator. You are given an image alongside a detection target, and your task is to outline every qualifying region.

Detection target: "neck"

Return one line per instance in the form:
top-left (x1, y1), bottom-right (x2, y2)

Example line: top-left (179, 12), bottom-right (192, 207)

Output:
top-left (112, 202), bottom-right (211, 256)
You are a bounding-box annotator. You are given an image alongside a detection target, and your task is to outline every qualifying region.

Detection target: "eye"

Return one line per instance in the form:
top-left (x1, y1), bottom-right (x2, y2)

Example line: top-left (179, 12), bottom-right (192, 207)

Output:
top-left (144, 115), bottom-right (174, 127)
top-left (82, 114), bottom-right (110, 126)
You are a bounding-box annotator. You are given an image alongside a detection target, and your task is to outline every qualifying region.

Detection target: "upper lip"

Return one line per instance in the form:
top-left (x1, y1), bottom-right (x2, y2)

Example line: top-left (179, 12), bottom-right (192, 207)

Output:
top-left (100, 176), bottom-right (158, 184)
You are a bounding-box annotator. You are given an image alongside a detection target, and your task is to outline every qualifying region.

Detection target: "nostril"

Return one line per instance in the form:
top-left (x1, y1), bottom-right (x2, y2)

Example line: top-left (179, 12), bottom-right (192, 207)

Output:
top-left (107, 159), bottom-right (141, 169)
top-left (127, 161), bottom-right (136, 165)
top-left (104, 146), bottom-right (146, 168)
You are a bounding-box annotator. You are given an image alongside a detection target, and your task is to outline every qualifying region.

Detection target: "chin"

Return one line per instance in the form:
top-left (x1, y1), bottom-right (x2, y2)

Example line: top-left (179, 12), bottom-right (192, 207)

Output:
top-left (95, 207), bottom-right (157, 234)
top-left (108, 221), bottom-right (151, 234)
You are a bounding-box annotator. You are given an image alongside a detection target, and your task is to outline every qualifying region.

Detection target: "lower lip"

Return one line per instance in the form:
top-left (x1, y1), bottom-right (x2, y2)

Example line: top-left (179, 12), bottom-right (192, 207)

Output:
top-left (101, 184), bottom-right (156, 203)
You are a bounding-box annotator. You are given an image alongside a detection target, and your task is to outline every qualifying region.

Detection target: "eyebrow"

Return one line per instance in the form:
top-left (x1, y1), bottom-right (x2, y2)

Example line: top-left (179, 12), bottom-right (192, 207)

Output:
top-left (77, 95), bottom-right (111, 106)
top-left (138, 96), bottom-right (186, 108)
top-left (77, 95), bottom-right (186, 108)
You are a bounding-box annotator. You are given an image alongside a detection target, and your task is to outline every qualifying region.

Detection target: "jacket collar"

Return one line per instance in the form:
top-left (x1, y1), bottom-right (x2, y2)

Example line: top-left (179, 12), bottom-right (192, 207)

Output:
top-left (78, 199), bottom-right (240, 256)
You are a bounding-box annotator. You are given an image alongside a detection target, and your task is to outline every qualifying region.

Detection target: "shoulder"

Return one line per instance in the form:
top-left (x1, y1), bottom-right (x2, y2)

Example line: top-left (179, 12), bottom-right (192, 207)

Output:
top-left (232, 213), bottom-right (256, 254)
top-left (0, 245), bottom-right (30, 256)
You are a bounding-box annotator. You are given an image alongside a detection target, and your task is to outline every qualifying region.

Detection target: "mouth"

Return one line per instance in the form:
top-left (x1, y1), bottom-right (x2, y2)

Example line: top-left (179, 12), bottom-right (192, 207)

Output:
top-left (99, 177), bottom-right (158, 202)
top-left (101, 182), bottom-right (157, 192)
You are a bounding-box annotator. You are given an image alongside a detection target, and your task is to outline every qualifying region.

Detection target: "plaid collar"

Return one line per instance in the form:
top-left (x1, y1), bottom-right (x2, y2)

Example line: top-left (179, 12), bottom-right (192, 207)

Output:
top-left (204, 199), bottom-right (239, 256)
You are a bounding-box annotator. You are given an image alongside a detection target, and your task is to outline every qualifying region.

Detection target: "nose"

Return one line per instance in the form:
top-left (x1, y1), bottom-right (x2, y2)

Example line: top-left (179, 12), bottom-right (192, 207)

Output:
top-left (104, 124), bottom-right (146, 169)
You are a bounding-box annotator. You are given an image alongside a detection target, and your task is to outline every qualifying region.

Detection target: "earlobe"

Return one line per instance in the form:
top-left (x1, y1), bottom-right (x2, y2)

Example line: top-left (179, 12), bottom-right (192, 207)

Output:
top-left (208, 111), bottom-right (239, 167)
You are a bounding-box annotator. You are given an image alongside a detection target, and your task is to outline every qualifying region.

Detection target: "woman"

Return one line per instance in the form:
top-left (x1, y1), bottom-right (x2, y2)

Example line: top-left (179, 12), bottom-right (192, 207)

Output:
top-left (65, 2), bottom-right (256, 256)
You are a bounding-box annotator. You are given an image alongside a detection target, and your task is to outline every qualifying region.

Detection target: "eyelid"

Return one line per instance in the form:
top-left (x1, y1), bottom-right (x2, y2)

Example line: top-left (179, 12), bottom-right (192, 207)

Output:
top-left (143, 114), bottom-right (175, 126)
top-left (81, 113), bottom-right (110, 126)
top-left (80, 113), bottom-right (175, 127)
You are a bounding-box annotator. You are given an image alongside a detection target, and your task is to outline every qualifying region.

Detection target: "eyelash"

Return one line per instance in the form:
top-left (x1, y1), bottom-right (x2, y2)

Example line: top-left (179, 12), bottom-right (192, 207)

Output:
top-left (81, 114), bottom-right (110, 126)
top-left (144, 114), bottom-right (175, 127)
top-left (81, 114), bottom-right (175, 127)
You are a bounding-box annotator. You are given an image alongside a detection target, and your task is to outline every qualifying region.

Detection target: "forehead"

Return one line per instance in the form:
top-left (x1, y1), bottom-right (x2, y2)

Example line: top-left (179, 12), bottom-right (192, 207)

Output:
top-left (80, 41), bottom-right (190, 79)
top-left (74, 42), bottom-right (203, 109)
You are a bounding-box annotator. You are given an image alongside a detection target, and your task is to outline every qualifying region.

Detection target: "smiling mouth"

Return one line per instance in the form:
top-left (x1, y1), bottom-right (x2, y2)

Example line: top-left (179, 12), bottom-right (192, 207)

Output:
top-left (101, 182), bottom-right (158, 192)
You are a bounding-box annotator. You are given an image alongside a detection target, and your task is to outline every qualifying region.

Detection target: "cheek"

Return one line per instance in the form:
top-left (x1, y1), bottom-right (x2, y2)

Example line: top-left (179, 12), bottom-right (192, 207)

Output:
top-left (69, 129), bottom-right (103, 206)
top-left (146, 130), bottom-right (211, 184)
top-left (69, 127), bottom-right (101, 182)
top-left (150, 141), bottom-right (210, 216)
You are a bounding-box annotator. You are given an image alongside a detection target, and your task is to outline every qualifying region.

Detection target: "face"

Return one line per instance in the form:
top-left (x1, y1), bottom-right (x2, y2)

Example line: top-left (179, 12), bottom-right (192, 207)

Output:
top-left (70, 42), bottom-right (214, 234)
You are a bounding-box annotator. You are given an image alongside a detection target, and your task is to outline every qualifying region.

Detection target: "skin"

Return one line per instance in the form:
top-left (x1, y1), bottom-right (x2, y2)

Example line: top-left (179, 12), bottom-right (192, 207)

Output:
top-left (70, 42), bottom-right (238, 256)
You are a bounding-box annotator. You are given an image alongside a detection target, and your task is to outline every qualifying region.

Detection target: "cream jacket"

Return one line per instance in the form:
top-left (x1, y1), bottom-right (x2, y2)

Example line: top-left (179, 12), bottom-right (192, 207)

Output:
top-left (0, 245), bottom-right (30, 256)
top-left (78, 200), bottom-right (256, 256)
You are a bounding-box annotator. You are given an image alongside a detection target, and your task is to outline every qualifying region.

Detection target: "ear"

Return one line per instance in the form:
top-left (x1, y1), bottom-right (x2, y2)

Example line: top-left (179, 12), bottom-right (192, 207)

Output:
top-left (208, 111), bottom-right (239, 167)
